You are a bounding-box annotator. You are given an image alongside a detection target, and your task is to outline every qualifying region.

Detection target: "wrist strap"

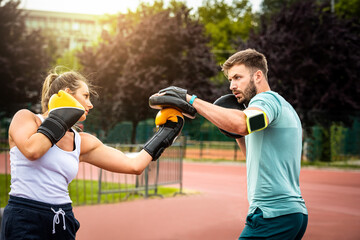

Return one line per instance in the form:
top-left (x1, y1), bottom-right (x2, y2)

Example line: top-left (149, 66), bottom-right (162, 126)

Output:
top-left (189, 95), bottom-right (197, 105)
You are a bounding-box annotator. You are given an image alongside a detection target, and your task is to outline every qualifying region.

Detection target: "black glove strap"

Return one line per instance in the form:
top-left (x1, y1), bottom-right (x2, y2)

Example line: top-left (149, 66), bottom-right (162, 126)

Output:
top-left (37, 116), bottom-right (68, 145)
top-left (143, 117), bottom-right (184, 160)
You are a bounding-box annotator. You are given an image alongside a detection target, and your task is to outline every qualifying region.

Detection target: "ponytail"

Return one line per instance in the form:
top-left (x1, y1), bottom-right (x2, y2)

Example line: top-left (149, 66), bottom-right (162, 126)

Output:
top-left (41, 73), bottom-right (59, 113)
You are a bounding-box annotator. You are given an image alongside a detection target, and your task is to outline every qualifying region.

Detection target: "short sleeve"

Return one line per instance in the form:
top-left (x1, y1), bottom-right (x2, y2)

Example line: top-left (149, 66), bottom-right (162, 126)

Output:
top-left (248, 92), bottom-right (281, 125)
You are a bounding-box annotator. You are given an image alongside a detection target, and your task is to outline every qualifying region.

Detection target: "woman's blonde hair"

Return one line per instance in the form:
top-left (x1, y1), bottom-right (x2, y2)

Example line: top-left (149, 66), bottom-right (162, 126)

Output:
top-left (41, 67), bottom-right (97, 113)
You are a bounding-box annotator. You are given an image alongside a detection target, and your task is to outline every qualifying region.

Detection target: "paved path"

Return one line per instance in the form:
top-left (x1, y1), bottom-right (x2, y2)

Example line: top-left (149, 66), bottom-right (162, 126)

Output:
top-left (74, 162), bottom-right (360, 240)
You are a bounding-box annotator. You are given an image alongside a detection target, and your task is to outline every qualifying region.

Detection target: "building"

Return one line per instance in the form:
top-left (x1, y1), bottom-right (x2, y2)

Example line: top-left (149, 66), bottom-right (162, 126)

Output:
top-left (23, 9), bottom-right (108, 51)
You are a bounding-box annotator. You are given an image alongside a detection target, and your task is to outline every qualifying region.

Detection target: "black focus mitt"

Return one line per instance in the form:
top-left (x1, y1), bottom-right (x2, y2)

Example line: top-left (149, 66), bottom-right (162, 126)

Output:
top-left (213, 94), bottom-right (245, 139)
top-left (149, 86), bottom-right (197, 119)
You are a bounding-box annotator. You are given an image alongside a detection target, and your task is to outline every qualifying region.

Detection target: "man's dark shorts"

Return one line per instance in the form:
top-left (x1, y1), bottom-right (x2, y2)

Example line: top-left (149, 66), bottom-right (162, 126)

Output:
top-left (239, 208), bottom-right (308, 240)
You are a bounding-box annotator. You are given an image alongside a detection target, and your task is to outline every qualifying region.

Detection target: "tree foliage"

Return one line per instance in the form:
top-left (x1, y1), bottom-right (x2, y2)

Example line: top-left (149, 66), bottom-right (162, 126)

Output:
top-left (260, 0), bottom-right (300, 14)
top-left (78, 5), bottom-right (218, 142)
top-left (197, 0), bottom-right (257, 64)
top-left (0, 0), bottom-right (51, 117)
top-left (335, 0), bottom-right (360, 19)
top-left (243, 0), bottom-right (360, 127)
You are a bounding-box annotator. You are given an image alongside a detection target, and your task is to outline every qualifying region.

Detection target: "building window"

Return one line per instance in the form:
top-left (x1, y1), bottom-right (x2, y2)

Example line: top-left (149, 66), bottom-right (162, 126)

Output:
top-left (72, 22), bottom-right (80, 31)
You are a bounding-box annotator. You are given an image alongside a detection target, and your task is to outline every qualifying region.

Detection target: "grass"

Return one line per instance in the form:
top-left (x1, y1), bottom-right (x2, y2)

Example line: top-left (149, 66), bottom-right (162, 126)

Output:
top-left (0, 174), bottom-right (10, 208)
top-left (0, 175), bottom-right (182, 208)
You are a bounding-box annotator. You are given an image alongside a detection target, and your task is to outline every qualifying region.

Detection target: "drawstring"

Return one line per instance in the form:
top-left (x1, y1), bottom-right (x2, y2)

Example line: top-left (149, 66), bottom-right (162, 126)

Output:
top-left (51, 207), bottom-right (66, 234)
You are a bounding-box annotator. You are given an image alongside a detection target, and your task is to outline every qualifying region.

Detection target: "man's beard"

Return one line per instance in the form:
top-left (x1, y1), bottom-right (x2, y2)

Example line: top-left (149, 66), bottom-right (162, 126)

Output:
top-left (236, 77), bottom-right (257, 106)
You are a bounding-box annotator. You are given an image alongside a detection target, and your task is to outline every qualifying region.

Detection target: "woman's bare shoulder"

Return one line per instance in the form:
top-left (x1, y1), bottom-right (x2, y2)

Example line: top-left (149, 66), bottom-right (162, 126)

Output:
top-left (9, 110), bottom-right (42, 148)
top-left (11, 109), bottom-right (41, 124)
top-left (79, 132), bottom-right (103, 155)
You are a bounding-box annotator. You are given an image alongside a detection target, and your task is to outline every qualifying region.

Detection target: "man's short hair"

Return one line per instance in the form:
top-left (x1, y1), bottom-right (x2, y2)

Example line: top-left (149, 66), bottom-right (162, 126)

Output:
top-left (222, 49), bottom-right (268, 80)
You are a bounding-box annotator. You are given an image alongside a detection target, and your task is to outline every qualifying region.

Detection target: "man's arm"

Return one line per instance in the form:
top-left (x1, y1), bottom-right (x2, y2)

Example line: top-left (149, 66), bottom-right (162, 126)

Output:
top-left (186, 95), bottom-right (249, 136)
top-left (149, 86), bottom-right (269, 138)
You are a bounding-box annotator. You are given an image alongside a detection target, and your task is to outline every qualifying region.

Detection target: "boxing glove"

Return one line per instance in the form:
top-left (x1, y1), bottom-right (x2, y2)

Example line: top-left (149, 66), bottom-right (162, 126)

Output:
top-left (37, 90), bottom-right (85, 145)
top-left (149, 86), bottom-right (197, 119)
top-left (213, 94), bottom-right (245, 139)
top-left (143, 108), bottom-right (184, 161)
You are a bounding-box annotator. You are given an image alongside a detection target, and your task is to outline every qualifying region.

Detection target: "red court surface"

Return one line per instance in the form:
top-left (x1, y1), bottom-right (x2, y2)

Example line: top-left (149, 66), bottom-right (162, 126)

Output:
top-left (73, 162), bottom-right (360, 240)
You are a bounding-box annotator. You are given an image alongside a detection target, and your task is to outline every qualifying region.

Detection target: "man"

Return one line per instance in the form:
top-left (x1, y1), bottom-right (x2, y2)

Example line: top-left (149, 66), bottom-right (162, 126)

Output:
top-left (150, 49), bottom-right (308, 239)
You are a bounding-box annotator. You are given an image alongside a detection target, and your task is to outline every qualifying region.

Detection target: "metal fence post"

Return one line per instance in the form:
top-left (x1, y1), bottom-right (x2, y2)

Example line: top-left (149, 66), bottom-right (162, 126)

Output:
top-left (178, 137), bottom-right (185, 194)
top-left (234, 142), bottom-right (237, 161)
top-left (154, 159), bottom-right (160, 196)
top-left (144, 166), bottom-right (149, 199)
top-left (97, 168), bottom-right (103, 203)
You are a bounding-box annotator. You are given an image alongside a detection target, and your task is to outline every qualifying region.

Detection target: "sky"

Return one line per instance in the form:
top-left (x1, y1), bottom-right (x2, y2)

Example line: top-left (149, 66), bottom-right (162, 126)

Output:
top-left (19, 0), bottom-right (262, 15)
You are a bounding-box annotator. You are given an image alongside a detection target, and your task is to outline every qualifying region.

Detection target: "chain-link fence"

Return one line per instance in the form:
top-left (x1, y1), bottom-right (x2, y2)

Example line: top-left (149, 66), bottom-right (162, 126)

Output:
top-left (96, 141), bottom-right (185, 203)
top-left (184, 140), bottom-right (245, 161)
top-left (101, 114), bottom-right (360, 162)
top-left (304, 118), bottom-right (360, 162)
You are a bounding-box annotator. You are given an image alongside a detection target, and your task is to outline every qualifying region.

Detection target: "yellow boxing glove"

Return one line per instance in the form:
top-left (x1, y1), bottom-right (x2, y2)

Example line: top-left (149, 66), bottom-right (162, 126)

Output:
top-left (48, 90), bottom-right (85, 112)
top-left (38, 90), bottom-right (85, 145)
top-left (155, 108), bottom-right (183, 126)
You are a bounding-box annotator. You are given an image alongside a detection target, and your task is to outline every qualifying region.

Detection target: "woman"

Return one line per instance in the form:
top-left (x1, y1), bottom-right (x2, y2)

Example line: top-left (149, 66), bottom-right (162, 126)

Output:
top-left (0, 69), bottom-right (183, 240)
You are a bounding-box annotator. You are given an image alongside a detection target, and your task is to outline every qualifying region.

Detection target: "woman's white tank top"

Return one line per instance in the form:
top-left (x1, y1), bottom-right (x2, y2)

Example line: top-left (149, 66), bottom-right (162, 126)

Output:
top-left (9, 114), bottom-right (81, 204)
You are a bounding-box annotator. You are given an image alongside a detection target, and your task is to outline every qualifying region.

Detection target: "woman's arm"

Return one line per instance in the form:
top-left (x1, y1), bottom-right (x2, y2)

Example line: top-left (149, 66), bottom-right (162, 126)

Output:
top-left (79, 132), bottom-right (152, 175)
top-left (9, 110), bottom-right (52, 160)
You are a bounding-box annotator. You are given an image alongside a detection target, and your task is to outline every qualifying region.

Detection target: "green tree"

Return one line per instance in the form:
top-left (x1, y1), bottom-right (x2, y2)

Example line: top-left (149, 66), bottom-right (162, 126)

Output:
top-left (0, 0), bottom-right (51, 118)
top-left (56, 49), bottom-right (81, 71)
top-left (197, 0), bottom-right (257, 65)
top-left (335, 0), bottom-right (360, 19)
top-left (78, 5), bottom-right (218, 143)
top-left (99, 0), bottom-right (188, 35)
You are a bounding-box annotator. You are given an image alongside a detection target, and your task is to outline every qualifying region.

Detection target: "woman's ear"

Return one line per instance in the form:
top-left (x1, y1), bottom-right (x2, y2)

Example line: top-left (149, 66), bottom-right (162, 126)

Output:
top-left (64, 88), bottom-right (71, 94)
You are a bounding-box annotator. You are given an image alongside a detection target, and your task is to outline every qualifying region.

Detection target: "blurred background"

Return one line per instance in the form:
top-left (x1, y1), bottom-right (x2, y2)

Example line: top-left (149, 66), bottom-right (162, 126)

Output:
top-left (0, 0), bottom-right (359, 163)
top-left (1, 2), bottom-right (360, 238)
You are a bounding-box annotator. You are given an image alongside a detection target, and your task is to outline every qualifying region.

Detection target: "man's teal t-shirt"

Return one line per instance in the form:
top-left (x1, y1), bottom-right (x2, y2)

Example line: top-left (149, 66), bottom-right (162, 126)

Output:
top-left (245, 91), bottom-right (308, 218)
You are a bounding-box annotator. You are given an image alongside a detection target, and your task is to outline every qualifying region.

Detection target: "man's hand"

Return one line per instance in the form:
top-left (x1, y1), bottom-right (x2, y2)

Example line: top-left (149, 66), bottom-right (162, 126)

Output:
top-left (149, 86), bottom-right (197, 119)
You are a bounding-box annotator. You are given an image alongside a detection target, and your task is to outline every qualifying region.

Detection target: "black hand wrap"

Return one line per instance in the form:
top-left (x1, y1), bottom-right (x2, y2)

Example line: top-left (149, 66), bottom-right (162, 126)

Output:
top-left (213, 94), bottom-right (245, 139)
top-left (37, 108), bottom-right (84, 145)
top-left (143, 116), bottom-right (184, 161)
top-left (149, 86), bottom-right (197, 119)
